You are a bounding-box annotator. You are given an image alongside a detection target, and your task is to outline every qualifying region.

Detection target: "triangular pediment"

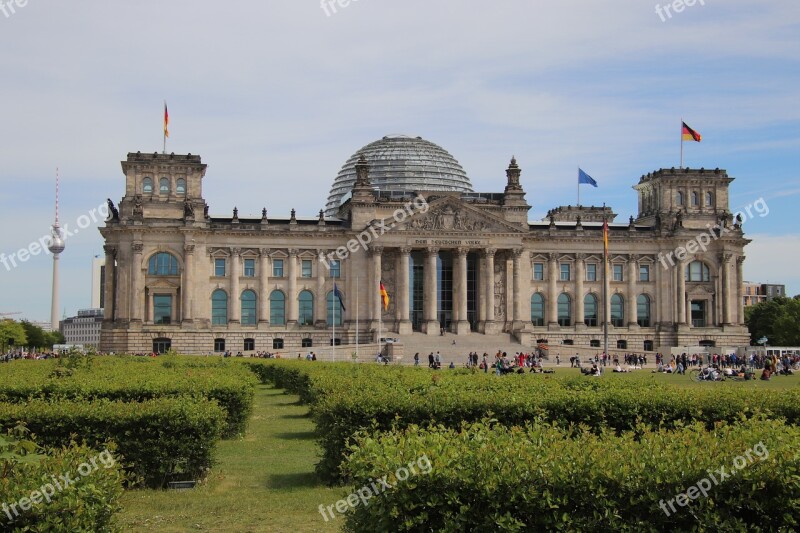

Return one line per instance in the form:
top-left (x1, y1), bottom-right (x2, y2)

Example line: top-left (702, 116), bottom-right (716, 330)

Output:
top-left (395, 196), bottom-right (525, 234)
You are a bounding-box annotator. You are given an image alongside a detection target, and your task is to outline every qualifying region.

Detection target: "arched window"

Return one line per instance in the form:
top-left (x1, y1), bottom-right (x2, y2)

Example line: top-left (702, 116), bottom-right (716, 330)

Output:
top-left (270, 291), bottom-right (285, 326)
top-left (211, 290), bottom-right (228, 325)
top-left (637, 294), bottom-right (651, 327)
top-left (327, 291), bottom-right (343, 327)
top-left (557, 293), bottom-right (571, 327)
top-left (530, 293), bottom-right (545, 326)
top-left (705, 192), bottom-right (713, 206)
top-left (159, 177), bottom-right (169, 194)
top-left (691, 191), bottom-right (699, 206)
top-left (143, 177), bottom-right (153, 194)
top-left (611, 294), bottom-right (624, 327)
top-left (676, 191), bottom-right (684, 206)
top-left (176, 178), bottom-right (186, 195)
top-left (298, 290), bottom-right (314, 326)
top-left (148, 252), bottom-right (179, 276)
top-left (584, 294), bottom-right (598, 327)
top-left (241, 290), bottom-right (257, 325)
top-left (685, 261), bottom-right (710, 282)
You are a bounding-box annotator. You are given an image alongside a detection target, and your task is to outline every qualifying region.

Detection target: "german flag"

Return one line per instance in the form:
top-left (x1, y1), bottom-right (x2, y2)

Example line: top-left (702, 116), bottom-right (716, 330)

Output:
top-left (682, 122), bottom-right (701, 142)
top-left (164, 102), bottom-right (169, 138)
top-left (379, 281), bottom-right (390, 311)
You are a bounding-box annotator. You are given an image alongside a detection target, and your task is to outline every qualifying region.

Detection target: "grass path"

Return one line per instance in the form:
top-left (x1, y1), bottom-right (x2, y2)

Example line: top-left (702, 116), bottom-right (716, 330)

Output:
top-left (118, 385), bottom-right (347, 532)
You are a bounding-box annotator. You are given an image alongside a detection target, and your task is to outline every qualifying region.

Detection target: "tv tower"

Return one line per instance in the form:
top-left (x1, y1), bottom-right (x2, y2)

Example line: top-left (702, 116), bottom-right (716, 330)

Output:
top-left (49, 168), bottom-right (66, 331)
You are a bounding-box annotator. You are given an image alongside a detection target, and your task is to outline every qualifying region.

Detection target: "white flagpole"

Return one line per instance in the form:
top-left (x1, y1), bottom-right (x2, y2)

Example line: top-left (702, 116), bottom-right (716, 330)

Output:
top-left (355, 276), bottom-right (359, 362)
top-left (332, 288), bottom-right (335, 363)
top-left (577, 167), bottom-right (580, 206)
top-left (680, 118), bottom-right (684, 169)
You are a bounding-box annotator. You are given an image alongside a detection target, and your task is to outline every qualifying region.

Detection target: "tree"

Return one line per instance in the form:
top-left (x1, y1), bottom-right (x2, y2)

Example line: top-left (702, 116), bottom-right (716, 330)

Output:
top-left (0, 319), bottom-right (28, 352)
top-left (745, 296), bottom-right (800, 346)
top-left (20, 320), bottom-right (46, 349)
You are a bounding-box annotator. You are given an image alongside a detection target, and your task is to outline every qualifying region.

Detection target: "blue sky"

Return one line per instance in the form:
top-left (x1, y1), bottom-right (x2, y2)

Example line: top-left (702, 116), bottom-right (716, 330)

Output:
top-left (0, 0), bottom-right (798, 321)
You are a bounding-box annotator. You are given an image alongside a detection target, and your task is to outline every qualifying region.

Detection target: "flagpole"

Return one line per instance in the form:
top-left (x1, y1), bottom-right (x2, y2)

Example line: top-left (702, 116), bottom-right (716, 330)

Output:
top-left (332, 287), bottom-right (335, 363)
top-left (163, 101), bottom-right (167, 155)
top-left (355, 276), bottom-right (359, 362)
top-left (603, 204), bottom-right (609, 368)
top-left (378, 281), bottom-right (382, 362)
top-left (577, 167), bottom-right (580, 206)
top-left (680, 118), bottom-right (683, 169)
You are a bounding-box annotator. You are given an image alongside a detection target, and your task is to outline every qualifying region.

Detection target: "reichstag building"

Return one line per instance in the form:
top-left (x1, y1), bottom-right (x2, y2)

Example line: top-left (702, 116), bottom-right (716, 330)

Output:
top-left (98, 135), bottom-right (750, 354)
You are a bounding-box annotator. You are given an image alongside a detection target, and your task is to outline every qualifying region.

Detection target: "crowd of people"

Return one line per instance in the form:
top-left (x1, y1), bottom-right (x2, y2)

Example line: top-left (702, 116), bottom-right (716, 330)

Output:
top-left (411, 350), bottom-right (553, 375)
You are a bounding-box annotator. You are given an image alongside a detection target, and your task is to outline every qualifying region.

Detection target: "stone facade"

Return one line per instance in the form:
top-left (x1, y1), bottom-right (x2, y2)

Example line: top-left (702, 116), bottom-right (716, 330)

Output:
top-left (99, 150), bottom-right (751, 354)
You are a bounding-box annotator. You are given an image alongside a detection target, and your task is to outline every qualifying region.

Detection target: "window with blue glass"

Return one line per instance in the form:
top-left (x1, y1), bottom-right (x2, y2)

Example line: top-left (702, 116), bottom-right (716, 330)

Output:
top-left (148, 253), bottom-right (179, 276)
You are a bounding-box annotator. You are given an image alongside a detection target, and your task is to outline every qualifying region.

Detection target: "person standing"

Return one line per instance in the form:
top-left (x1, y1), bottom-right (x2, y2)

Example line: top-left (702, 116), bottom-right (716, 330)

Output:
top-left (414, 352), bottom-right (420, 366)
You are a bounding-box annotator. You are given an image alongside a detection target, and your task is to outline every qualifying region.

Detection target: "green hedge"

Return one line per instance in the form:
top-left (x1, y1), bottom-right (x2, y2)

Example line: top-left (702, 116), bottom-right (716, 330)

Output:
top-left (246, 361), bottom-right (800, 482)
top-left (1, 441), bottom-right (126, 532)
top-left (342, 418), bottom-right (800, 531)
top-left (0, 397), bottom-right (226, 487)
top-left (0, 357), bottom-right (256, 437)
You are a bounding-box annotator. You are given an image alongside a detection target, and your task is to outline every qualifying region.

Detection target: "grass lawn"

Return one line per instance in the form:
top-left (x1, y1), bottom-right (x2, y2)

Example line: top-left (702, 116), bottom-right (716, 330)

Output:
top-left (117, 365), bottom-right (798, 531)
top-left (118, 384), bottom-right (347, 532)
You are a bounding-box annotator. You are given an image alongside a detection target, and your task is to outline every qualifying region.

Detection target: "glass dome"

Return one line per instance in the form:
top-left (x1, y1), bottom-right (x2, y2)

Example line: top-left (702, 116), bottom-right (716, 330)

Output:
top-left (325, 135), bottom-right (473, 216)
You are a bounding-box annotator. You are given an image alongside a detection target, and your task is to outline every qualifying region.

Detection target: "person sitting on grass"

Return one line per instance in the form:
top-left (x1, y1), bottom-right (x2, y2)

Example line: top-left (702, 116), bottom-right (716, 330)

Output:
top-left (761, 367), bottom-right (772, 381)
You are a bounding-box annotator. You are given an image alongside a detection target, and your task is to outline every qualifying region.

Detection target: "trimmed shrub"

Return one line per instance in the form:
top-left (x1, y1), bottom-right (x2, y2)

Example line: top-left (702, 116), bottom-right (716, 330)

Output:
top-left (0, 357), bottom-right (256, 437)
top-left (342, 418), bottom-right (800, 531)
top-left (0, 432), bottom-right (126, 532)
top-left (0, 397), bottom-right (226, 487)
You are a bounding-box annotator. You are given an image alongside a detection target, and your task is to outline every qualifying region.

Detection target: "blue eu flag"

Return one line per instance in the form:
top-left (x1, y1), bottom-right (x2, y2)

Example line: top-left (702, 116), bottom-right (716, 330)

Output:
top-left (578, 168), bottom-right (598, 187)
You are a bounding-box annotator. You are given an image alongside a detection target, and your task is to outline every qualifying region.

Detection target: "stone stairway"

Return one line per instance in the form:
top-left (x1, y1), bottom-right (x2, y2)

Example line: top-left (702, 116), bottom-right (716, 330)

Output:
top-left (394, 332), bottom-right (522, 366)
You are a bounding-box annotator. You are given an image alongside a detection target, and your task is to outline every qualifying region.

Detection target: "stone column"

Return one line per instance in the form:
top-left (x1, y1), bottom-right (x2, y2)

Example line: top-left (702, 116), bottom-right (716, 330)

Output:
top-left (287, 249), bottom-right (298, 325)
top-left (103, 245), bottom-right (116, 321)
top-left (482, 248), bottom-right (496, 332)
top-left (736, 256), bottom-right (745, 325)
top-left (369, 246), bottom-right (383, 329)
top-left (547, 253), bottom-right (558, 327)
top-left (259, 249), bottom-right (270, 324)
top-left (721, 253), bottom-right (732, 325)
top-left (397, 247), bottom-right (412, 334)
top-left (182, 243), bottom-right (194, 323)
top-left (677, 260), bottom-right (686, 326)
top-left (454, 247), bottom-right (470, 334)
top-left (131, 242), bottom-right (143, 322)
top-left (229, 248), bottom-right (240, 323)
top-left (512, 248), bottom-right (524, 326)
top-left (627, 254), bottom-right (638, 327)
top-left (423, 247), bottom-right (439, 335)
top-left (316, 250), bottom-right (327, 328)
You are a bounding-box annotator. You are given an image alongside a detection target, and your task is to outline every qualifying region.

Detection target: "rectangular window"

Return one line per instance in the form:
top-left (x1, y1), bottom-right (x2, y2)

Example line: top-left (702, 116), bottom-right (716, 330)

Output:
top-left (330, 260), bottom-right (341, 278)
top-left (214, 338), bottom-right (225, 352)
top-left (272, 259), bottom-right (284, 277)
top-left (639, 265), bottom-right (650, 282)
top-left (244, 258), bottom-right (255, 277)
top-left (613, 264), bottom-right (623, 282)
top-left (153, 294), bottom-right (172, 325)
top-left (301, 260), bottom-right (312, 278)
top-left (586, 264), bottom-right (597, 282)
top-left (560, 263), bottom-right (570, 281)
top-left (533, 263), bottom-right (544, 281)
top-left (214, 258), bottom-right (226, 277)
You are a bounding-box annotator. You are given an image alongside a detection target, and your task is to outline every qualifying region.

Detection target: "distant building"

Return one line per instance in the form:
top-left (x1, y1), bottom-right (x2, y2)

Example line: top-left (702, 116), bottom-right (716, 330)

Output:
top-left (743, 282), bottom-right (786, 307)
top-left (28, 320), bottom-right (55, 332)
top-left (61, 308), bottom-right (104, 348)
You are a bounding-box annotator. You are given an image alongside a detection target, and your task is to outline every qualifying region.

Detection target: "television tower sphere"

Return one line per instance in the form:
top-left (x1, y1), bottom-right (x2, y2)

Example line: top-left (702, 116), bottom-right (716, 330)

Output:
top-left (48, 224), bottom-right (65, 255)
